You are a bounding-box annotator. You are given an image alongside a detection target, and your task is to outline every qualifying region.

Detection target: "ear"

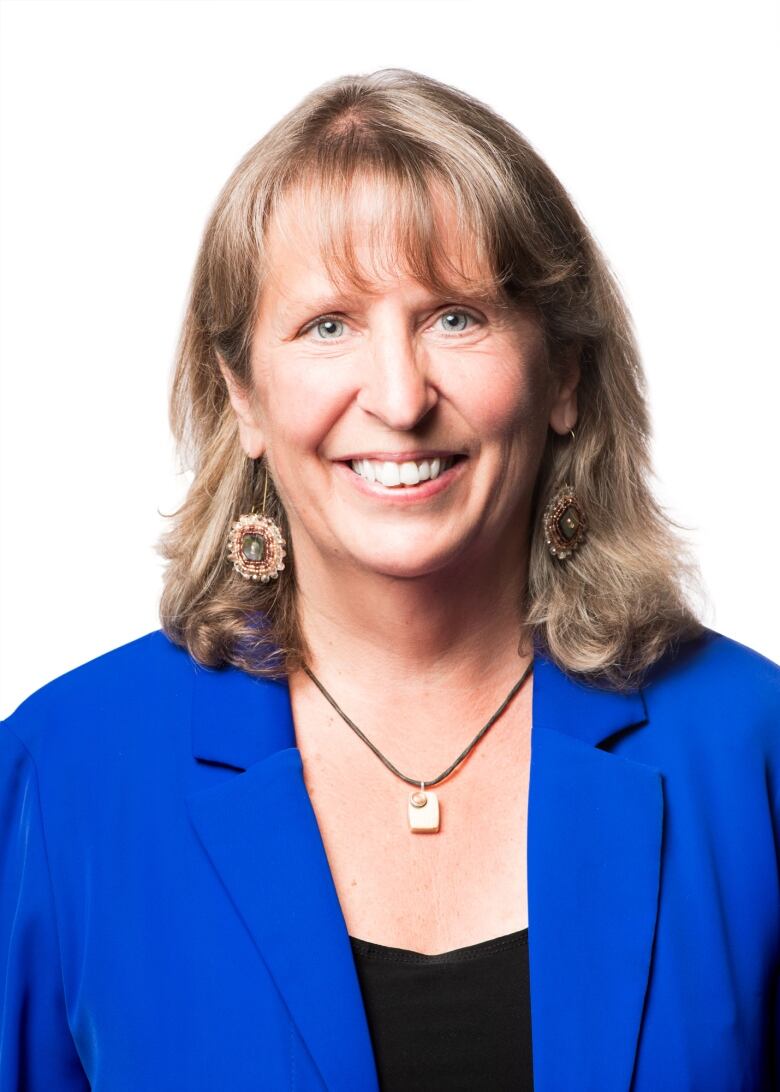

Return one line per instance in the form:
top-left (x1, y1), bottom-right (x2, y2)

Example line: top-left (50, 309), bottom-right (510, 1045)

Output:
top-left (548, 342), bottom-right (581, 435)
top-left (218, 356), bottom-right (266, 459)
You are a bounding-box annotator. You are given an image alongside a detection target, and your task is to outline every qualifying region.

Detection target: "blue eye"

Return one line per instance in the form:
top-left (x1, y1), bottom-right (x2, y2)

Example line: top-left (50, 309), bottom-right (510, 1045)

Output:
top-left (439, 310), bottom-right (476, 334)
top-left (312, 317), bottom-right (344, 339)
top-left (301, 308), bottom-right (480, 341)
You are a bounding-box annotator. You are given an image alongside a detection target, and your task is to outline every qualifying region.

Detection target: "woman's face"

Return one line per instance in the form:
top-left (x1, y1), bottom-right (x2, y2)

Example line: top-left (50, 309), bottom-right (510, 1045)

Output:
top-left (222, 183), bottom-right (579, 584)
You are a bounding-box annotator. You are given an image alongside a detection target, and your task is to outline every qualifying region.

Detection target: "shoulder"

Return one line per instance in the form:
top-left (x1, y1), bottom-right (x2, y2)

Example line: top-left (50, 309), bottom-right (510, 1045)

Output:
top-left (659, 625), bottom-right (779, 680)
top-left (634, 627), bottom-right (780, 793)
top-left (644, 626), bottom-right (780, 717)
top-left (0, 629), bottom-right (197, 765)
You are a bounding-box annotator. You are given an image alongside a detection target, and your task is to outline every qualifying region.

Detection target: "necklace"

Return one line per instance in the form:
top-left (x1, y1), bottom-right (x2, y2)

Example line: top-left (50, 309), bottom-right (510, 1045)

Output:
top-left (301, 657), bottom-right (534, 833)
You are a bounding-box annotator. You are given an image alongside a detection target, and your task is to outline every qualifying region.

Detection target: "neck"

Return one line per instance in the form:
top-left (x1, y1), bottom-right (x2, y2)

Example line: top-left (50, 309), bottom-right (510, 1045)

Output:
top-left (288, 531), bottom-right (534, 756)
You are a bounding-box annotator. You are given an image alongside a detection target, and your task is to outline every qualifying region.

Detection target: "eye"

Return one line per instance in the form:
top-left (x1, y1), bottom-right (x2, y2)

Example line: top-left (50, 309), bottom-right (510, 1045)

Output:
top-left (299, 307), bottom-right (482, 341)
top-left (437, 309), bottom-right (481, 335)
top-left (301, 315), bottom-right (345, 340)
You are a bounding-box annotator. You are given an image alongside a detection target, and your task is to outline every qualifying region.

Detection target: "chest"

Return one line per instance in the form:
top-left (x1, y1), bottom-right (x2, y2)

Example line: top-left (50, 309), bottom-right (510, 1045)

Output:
top-left (291, 690), bottom-right (532, 956)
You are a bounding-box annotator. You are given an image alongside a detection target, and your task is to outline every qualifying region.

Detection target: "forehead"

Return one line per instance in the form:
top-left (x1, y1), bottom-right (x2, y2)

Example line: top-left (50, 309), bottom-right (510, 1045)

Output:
top-left (258, 173), bottom-right (503, 312)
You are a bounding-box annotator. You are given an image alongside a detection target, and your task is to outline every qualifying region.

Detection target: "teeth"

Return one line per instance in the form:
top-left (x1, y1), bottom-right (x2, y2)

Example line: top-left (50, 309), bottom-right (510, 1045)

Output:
top-left (380, 461), bottom-right (401, 486)
top-left (399, 461), bottom-right (420, 486)
top-left (350, 456), bottom-right (455, 487)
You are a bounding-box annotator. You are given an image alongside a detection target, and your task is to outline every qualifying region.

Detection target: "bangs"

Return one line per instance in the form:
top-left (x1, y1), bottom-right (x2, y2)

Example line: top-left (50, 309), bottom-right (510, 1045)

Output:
top-left (263, 160), bottom-right (515, 309)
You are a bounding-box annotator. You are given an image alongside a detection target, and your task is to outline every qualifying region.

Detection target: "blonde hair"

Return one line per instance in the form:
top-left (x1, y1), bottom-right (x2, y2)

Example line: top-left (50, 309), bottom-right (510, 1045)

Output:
top-left (157, 67), bottom-right (706, 691)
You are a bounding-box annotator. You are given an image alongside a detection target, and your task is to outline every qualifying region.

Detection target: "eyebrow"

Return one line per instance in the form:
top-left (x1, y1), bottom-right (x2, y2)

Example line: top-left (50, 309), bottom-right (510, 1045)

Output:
top-left (278, 286), bottom-right (500, 322)
top-left (280, 293), bottom-right (366, 318)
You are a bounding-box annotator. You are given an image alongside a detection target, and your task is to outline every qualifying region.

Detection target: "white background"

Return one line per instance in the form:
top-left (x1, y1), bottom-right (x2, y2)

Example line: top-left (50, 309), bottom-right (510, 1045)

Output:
top-left (1, 0), bottom-right (777, 716)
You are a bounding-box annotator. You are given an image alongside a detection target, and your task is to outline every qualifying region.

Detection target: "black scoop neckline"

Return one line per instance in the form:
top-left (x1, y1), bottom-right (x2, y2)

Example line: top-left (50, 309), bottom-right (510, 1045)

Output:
top-left (348, 926), bottom-right (528, 965)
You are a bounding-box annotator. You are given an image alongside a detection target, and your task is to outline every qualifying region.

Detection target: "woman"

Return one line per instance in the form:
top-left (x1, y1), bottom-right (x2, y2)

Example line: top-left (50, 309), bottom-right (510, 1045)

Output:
top-left (1, 68), bottom-right (778, 1091)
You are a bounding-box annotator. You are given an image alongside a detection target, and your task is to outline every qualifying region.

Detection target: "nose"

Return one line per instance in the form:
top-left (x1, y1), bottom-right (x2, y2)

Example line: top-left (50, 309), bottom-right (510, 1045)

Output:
top-left (355, 330), bottom-right (438, 430)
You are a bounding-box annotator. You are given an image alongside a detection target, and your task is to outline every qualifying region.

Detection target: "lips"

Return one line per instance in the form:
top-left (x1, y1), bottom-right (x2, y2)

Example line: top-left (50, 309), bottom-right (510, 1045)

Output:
top-left (349, 455), bottom-right (459, 488)
top-left (333, 452), bottom-right (468, 502)
top-left (337, 451), bottom-right (466, 464)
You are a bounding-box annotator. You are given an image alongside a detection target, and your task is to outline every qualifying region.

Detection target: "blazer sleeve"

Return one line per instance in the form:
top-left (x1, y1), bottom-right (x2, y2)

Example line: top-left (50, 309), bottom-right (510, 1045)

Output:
top-left (0, 723), bottom-right (90, 1090)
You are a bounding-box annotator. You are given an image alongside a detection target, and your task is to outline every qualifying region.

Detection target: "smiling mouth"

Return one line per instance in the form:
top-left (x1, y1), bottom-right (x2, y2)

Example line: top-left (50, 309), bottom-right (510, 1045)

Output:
top-left (345, 454), bottom-right (467, 489)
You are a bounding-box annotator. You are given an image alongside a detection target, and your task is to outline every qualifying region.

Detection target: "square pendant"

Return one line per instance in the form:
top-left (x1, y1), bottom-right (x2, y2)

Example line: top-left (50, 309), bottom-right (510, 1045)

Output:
top-left (408, 788), bottom-right (440, 832)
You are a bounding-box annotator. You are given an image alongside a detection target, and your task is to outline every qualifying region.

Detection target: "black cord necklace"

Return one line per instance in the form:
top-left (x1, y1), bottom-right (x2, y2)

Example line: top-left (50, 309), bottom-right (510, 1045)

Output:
top-left (301, 658), bottom-right (534, 833)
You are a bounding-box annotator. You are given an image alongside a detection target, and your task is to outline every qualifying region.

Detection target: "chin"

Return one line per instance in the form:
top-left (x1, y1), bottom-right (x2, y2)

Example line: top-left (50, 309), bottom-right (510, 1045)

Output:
top-left (345, 540), bottom-right (468, 581)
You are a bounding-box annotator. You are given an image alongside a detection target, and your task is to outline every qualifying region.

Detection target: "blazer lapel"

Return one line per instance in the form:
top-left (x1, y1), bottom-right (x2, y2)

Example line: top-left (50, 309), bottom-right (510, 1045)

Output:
top-left (184, 643), bottom-right (662, 1092)
top-left (528, 642), bottom-right (662, 1091)
top-left (184, 663), bottom-right (380, 1092)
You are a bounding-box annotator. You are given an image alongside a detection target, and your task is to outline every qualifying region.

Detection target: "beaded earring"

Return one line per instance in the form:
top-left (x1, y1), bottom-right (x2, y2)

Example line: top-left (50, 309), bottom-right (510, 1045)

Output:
top-left (226, 458), bottom-right (287, 582)
top-left (543, 430), bottom-right (588, 560)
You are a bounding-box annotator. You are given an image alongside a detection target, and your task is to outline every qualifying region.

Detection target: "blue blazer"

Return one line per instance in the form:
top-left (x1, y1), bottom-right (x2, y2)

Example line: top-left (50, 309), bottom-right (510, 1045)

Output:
top-left (1, 625), bottom-right (778, 1090)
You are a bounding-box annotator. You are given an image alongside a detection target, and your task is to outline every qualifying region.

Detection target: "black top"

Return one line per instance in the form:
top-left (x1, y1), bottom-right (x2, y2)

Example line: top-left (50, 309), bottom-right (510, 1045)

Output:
top-left (348, 927), bottom-right (533, 1091)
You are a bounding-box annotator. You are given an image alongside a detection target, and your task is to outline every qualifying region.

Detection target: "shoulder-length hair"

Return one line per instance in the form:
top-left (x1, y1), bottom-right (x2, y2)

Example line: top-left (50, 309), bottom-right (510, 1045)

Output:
top-left (157, 67), bottom-right (706, 691)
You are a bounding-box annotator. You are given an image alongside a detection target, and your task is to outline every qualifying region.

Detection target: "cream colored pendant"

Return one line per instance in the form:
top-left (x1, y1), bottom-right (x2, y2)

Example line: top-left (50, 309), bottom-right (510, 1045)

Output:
top-left (408, 783), bottom-right (440, 833)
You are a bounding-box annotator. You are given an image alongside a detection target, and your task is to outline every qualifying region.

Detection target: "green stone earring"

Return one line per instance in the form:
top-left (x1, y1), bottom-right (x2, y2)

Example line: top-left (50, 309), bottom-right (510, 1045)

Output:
top-left (542, 430), bottom-right (588, 560)
top-left (226, 459), bottom-right (287, 582)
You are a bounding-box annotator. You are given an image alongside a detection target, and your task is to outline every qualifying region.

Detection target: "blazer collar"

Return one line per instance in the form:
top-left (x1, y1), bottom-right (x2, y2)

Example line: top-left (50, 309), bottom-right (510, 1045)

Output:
top-left (186, 639), bottom-right (659, 1092)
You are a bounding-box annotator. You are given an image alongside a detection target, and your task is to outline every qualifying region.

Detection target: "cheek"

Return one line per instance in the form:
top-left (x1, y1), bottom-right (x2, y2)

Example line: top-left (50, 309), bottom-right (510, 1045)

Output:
top-left (258, 365), bottom-right (351, 461)
top-left (459, 358), bottom-right (549, 440)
